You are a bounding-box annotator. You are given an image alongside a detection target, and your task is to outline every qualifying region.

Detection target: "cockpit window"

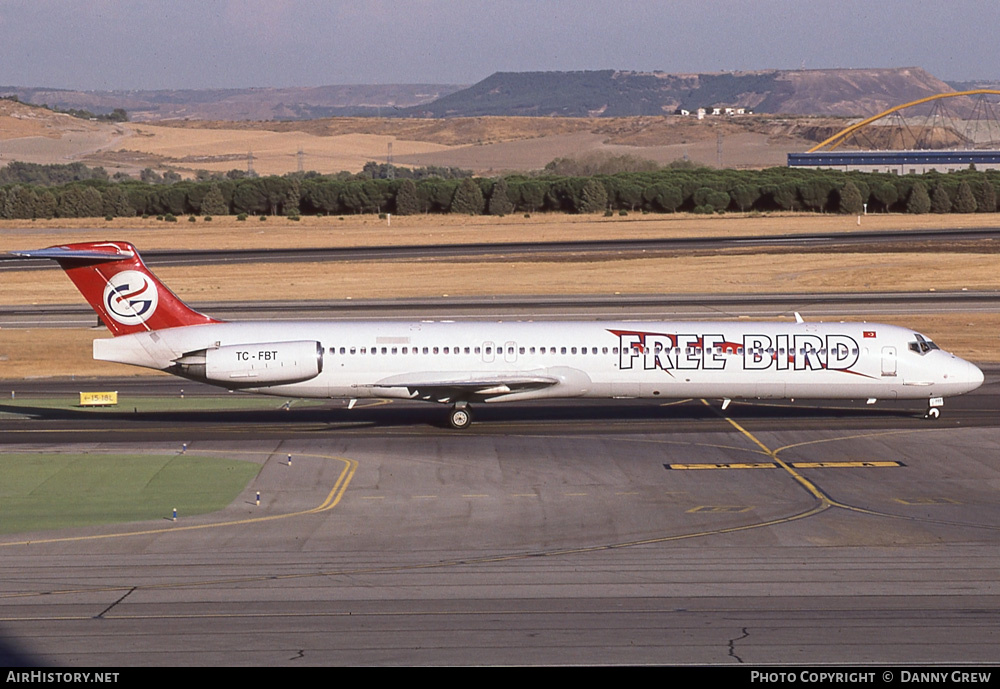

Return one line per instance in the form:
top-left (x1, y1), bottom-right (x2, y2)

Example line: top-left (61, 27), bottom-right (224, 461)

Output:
top-left (908, 333), bottom-right (940, 355)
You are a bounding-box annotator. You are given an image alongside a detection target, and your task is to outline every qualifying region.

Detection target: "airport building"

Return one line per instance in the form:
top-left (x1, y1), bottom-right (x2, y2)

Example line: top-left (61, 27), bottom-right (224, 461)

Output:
top-left (788, 150), bottom-right (1000, 174)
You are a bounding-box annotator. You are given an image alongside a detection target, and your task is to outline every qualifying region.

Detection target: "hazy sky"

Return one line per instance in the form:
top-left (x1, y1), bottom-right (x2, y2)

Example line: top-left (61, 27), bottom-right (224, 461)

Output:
top-left (0, 0), bottom-right (996, 90)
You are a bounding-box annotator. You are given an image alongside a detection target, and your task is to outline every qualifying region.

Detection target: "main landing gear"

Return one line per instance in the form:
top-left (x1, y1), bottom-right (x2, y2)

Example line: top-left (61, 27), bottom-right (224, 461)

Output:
top-left (448, 403), bottom-right (473, 430)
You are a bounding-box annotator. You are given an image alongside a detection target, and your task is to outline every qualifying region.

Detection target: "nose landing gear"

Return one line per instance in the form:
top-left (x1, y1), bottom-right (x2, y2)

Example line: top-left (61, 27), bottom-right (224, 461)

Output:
top-left (924, 397), bottom-right (944, 420)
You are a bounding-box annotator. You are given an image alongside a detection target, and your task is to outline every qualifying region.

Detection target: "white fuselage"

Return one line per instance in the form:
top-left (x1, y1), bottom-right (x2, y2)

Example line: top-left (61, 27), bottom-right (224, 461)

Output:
top-left (93, 319), bottom-right (984, 404)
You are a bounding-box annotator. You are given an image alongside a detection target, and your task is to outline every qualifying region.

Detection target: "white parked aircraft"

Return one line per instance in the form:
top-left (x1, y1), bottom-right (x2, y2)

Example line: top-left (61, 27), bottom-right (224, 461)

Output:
top-left (16, 241), bottom-right (984, 428)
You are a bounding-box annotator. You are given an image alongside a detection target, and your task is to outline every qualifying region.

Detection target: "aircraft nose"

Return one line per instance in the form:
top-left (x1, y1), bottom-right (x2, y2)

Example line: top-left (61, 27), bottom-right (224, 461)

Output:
top-left (967, 360), bottom-right (985, 391)
top-left (938, 357), bottom-right (983, 395)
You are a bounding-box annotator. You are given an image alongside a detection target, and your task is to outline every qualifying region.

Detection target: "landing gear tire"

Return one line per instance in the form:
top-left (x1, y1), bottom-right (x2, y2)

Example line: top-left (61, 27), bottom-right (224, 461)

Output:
top-left (449, 405), bottom-right (473, 430)
top-left (925, 407), bottom-right (941, 420)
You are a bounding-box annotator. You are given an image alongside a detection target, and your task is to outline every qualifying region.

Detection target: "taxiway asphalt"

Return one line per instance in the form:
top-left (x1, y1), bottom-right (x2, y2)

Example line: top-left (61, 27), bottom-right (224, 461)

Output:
top-left (1, 374), bottom-right (998, 666)
top-left (3, 226), bottom-right (1000, 272)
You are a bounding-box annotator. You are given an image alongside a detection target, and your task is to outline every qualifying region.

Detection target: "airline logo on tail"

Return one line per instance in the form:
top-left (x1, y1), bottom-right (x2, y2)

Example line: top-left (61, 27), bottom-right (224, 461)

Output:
top-left (103, 270), bottom-right (159, 325)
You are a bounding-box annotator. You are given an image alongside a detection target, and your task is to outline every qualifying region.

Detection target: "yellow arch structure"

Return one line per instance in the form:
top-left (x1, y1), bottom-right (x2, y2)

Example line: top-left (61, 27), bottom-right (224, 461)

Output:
top-left (807, 89), bottom-right (1000, 152)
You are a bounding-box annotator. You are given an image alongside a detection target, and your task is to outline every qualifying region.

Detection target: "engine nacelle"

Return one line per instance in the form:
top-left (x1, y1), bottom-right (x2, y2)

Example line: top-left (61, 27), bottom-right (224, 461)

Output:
top-left (174, 340), bottom-right (323, 385)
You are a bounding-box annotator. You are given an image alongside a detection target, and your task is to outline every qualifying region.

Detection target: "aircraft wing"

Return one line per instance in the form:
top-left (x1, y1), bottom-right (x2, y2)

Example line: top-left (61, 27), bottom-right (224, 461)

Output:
top-left (360, 372), bottom-right (562, 403)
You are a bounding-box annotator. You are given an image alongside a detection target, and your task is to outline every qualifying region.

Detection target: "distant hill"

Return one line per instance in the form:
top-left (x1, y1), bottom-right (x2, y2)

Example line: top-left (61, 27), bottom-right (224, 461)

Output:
top-left (404, 67), bottom-right (975, 118)
top-left (0, 67), bottom-right (985, 123)
top-left (947, 79), bottom-right (1000, 93)
top-left (0, 84), bottom-right (465, 122)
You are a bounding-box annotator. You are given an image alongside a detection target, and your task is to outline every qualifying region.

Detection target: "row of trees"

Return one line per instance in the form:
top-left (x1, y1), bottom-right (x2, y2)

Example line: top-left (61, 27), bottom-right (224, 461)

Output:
top-left (1, 166), bottom-right (999, 219)
top-left (0, 161), bottom-right (476, 188)
top-left (0, 161), bottom-right (115, 187)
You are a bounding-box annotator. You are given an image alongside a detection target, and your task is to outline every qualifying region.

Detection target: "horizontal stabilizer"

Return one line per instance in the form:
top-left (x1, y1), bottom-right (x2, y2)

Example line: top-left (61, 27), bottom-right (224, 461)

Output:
top-left (12, 244), bottom-right (136, 262)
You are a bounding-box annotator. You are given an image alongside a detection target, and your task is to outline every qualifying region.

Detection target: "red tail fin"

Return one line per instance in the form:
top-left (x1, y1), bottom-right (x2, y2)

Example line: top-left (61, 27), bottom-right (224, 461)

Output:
top-left (15, 241), bottom-right (219, 336)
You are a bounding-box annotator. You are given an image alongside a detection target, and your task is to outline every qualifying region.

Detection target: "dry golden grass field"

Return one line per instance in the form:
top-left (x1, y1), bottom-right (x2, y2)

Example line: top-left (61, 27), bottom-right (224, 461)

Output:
top-left (1, 212), bottom-right (999, 378)
top-left (122, 123), bottom-right (452, 177)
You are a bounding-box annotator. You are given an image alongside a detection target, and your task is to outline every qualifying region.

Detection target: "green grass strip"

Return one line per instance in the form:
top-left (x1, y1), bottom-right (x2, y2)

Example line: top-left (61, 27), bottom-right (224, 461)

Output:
top-left (0, 453), bottom-right (260, 534)
top-left (0, 395), bottom-right (323, 415)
